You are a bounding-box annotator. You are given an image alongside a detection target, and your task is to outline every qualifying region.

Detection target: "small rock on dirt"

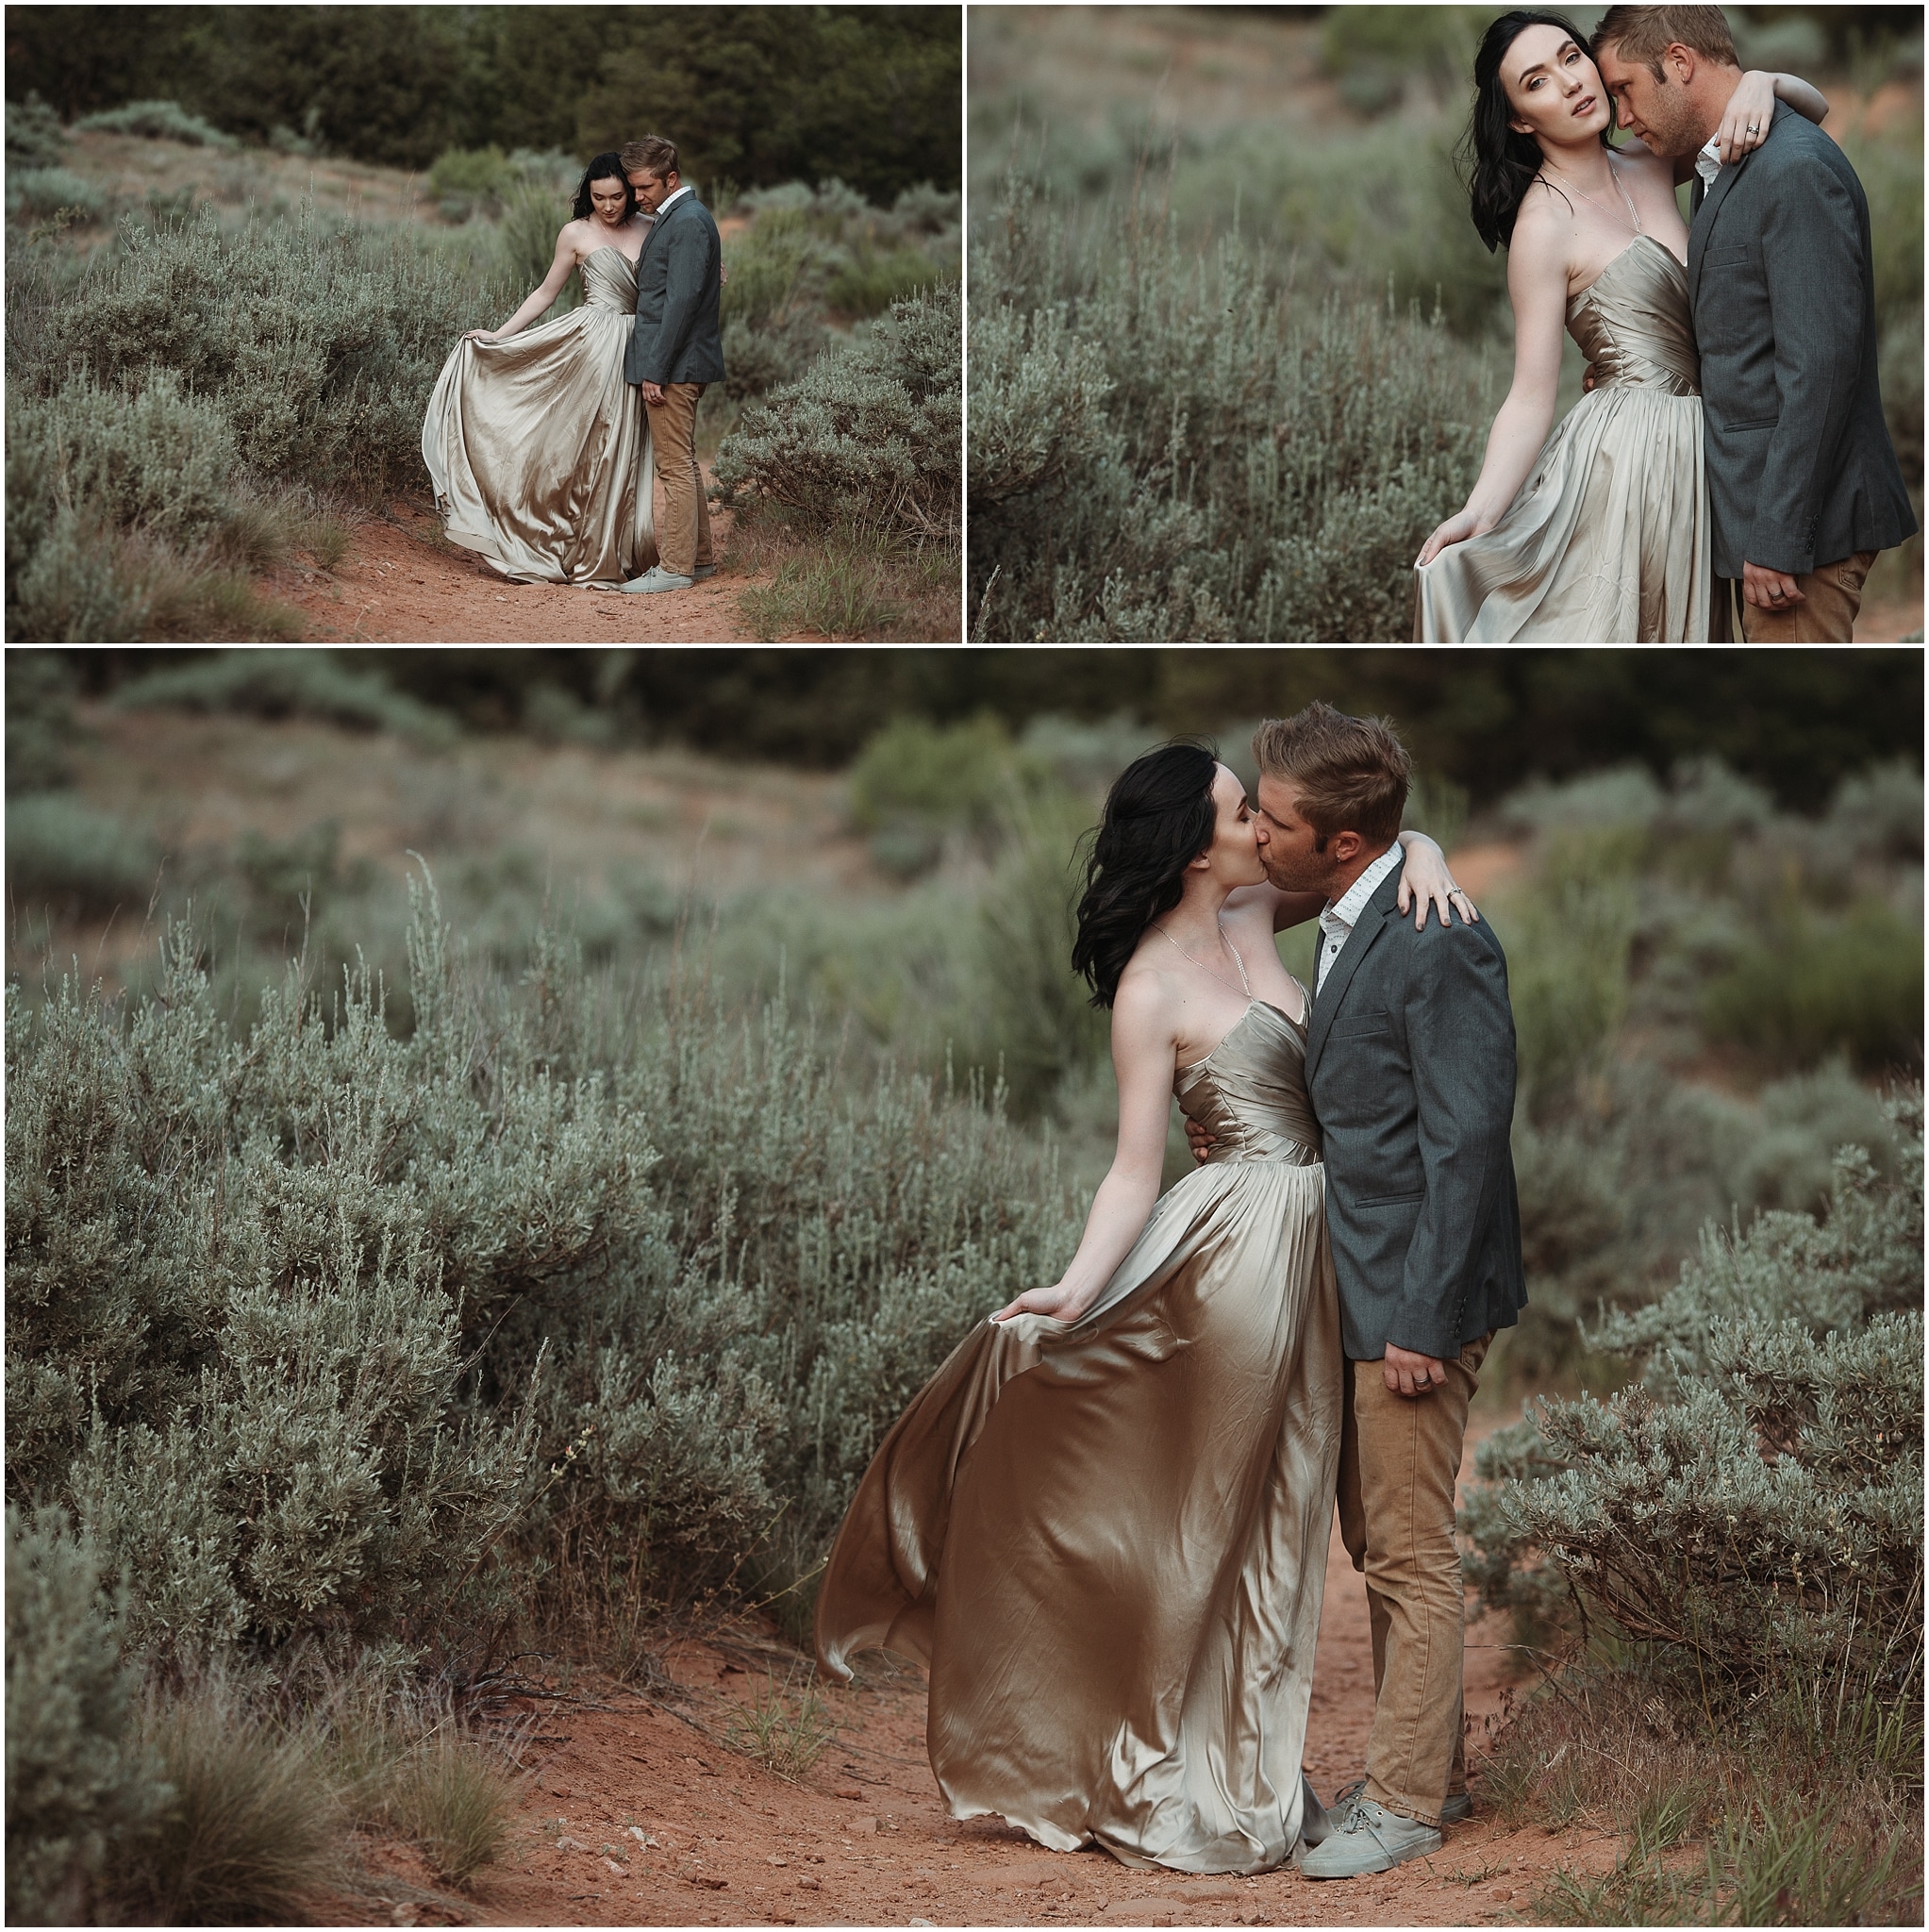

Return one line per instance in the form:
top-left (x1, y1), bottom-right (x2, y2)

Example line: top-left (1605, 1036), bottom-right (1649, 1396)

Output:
top-left (556, 1835), bottom-right (587, 1852)
top-left (834, 1785), bottom-right (864, 1798)
top-left (799, 1876), bottom-right (822, 1890)
top-left (852, 1815), bottom-right (880, 1835)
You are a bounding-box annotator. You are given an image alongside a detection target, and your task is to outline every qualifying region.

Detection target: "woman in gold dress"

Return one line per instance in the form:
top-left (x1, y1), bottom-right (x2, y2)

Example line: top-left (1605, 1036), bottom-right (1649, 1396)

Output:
top-left (1413, 12), bottom-right (1827, 641)
top-left (815, 743), bottom-right (1472, 1874)
top-left (422, 153), bottom-right (657, 586)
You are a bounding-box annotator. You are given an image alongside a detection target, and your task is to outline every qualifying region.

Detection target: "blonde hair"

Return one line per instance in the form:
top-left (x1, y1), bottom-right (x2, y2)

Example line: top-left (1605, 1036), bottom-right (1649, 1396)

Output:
top-left (1593, 5), bottom-right (1739, 78)
top-left (1252, 703), bottom-right (1410, 845)
top-left (620, 136), bottom-right (679, 177)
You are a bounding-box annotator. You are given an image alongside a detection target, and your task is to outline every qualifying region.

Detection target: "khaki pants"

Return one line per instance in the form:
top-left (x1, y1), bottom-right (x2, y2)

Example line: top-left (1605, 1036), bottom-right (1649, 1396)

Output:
top-left (1337, 1331), bottom-right (1490, 1827)
top-left (1714, 551), bottom-right (1876, 642)
top-left (645, 381), bottom-right (713, 578)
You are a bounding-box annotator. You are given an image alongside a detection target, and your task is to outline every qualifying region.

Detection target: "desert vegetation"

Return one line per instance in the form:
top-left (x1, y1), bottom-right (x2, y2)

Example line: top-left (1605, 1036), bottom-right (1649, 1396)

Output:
top-left (7, 647), bottom-right (1921, 1921)
top-left (5, 4), bottom-right (961, 644)
top-left (968, 4), bottom-right (1923, 641)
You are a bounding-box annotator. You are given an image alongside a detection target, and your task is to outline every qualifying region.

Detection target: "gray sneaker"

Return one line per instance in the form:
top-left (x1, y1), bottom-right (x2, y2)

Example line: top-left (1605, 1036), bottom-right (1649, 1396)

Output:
top-left (1297, 1796), bottom-right (1441, 1880)
top-left (694, 563), bottom-right (718, 580)
top-left (1330, 1779), bottom-right (1470, 1826)
top-left (621, 566), bottom-right (695, 594)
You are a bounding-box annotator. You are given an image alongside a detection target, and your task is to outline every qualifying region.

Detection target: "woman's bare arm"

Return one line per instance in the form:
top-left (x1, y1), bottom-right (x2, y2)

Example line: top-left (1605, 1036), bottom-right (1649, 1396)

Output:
top-left (1416, 196), bottom-right (1570, 563)
top-left (469, 225), bottom-right (579, 341)
top-left (993, 977), bottom-right (1175, 1323)
top-left (1394, 829), bottom-right (1478, 926)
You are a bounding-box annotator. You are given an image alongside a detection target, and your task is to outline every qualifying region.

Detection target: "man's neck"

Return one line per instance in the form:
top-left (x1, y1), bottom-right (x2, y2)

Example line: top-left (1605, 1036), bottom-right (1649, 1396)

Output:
top-left (1691, 67), bottom-right (1745, 152)
top-left (1324, 840), bottom-right (1395, 906)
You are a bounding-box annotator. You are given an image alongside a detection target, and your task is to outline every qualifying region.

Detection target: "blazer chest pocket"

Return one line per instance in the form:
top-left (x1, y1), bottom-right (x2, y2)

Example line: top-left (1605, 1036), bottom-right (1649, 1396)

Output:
top-left (1700, 245), bottom-right (1754, 270)
top-left (1331, 1006), bottom-right (1391, 1039)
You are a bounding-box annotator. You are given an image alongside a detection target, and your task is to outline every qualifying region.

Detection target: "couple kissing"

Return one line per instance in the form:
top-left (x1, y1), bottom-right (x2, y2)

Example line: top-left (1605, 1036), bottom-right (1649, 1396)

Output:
top-left (423, 135), bottom-right (723, 593)
top-left (818, 703), bottom-right (1524, 1882)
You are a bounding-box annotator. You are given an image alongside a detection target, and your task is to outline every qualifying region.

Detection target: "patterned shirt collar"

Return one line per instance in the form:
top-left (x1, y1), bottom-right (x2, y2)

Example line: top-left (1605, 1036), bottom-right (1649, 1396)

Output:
top-left (1315, 842), bottom-right (1403, 991)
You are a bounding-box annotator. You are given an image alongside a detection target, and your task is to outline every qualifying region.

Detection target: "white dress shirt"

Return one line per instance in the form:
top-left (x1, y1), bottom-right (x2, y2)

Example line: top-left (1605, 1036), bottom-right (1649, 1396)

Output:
top-left (1315, 842), bottom-right (1405, 994)
top-left (653, 183), bottom-right (694, 217)
top-left (1694, 133), bottom-right (1724, 194)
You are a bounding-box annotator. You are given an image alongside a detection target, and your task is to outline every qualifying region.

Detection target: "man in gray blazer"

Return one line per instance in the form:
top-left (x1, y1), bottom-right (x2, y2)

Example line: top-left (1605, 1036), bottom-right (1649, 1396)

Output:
top-left (1192, 704), bottom-right (1525, 1879)
top-left (1595, 5), bottom-right (1916, 641)
top-left (620, 135), bottom-right (727, 595)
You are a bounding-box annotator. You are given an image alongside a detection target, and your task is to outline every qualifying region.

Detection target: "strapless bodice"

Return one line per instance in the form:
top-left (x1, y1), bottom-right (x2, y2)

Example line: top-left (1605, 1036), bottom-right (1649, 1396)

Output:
top-left (581, 246), bottom-right (640, 314)
top-left (1567, 235), bottom-right (1699, 397)
top-left (1174, 998), bottom-right (1320, 1166)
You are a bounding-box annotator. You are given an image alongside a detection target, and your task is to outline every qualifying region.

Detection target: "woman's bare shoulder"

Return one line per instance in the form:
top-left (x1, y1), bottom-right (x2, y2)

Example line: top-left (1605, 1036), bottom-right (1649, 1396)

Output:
top-left (1110, 953), bottom-right (1182, 1033)
top-left (1510, 177), bottom-right (1572, 244)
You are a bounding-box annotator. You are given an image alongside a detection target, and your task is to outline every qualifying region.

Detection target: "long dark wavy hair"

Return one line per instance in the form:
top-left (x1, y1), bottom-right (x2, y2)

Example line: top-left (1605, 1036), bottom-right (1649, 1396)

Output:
top-left (1461, 9), bottom-right (1612, 252)
top-left (573, 153), bottom-right (636, 224)
top-left (1072, 742), bottom-right (1221, 1010)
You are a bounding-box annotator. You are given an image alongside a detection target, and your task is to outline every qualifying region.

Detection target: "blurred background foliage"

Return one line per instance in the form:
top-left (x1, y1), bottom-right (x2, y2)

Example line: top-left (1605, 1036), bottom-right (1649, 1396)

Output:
top-left (968, 5), bottom-right (1921, 639)
top-left (6, 644), bottom-right (1920, 1917)
top-left (5, 4), bottom-right (961, 201)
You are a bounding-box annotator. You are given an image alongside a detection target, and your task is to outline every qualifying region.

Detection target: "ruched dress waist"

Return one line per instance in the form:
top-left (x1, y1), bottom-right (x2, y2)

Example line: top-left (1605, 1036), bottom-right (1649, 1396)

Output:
top-left (1174, 1001), bottom-right (1321, 1166)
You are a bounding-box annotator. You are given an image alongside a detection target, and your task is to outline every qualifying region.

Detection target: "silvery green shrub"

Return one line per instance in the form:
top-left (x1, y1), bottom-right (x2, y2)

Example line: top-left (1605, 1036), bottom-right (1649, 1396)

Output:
top-left (6, 874), bottom-right (1077, 1655)
top-left (1463, 1091), bottom-right (1923, 1721)
top-left (715, 280), bottom-right (960, 547)
top-left (21, 206), bottom-right (497, 502)
top-left (968, 174), bottom-right (1500, 642)
top-left (5, 1507), bottom-right (159, 1925)
top-left (6, 167), bottom-right (108, 225)
top-left (73, 100), bottom-right (239, 149)
top-left (6, 93), bottom-right (68, 172)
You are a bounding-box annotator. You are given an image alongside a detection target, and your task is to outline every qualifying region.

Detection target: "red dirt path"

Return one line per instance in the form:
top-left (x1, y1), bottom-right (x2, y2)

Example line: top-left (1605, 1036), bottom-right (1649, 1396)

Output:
top-left (385, 1430), bottom-right (1617, 1930)
top-left (267, 462), bottom-right (847, 645)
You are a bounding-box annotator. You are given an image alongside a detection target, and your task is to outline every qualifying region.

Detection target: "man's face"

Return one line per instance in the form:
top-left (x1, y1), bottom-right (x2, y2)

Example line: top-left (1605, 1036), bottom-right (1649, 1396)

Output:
top-left (1254, 774), bottom-right (1345, 895)
top-left (1596, 42), bottom-right (1699, 158)
top-left (627, 166), bottom-right (677, 214)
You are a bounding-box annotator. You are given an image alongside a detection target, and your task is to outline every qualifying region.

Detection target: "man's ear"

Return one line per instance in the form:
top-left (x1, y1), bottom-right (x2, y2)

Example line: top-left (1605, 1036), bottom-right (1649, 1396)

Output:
top-left (1665, 42), bottom-right (1696, 87)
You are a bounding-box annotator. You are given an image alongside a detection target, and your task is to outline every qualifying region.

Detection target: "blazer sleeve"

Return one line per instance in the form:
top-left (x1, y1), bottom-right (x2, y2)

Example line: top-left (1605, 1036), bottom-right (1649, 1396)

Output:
top-left (1390, 923), bottom-right (1517, 1359)
top-left (1751, 153), bottom-right (1867, 575)
top-left (630, 216), bottom-right (709, 387)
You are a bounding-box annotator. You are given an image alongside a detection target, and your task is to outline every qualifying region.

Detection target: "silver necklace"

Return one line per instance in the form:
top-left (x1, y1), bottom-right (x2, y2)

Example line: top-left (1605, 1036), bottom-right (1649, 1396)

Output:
top-left (1540, 154), bottom-right (1643, 234)
top-left (1151, 918), bottom-right (1253, 1001)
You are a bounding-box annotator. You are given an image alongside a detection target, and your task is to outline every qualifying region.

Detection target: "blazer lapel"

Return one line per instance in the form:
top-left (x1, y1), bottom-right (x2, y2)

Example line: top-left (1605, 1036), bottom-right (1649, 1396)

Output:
top-left (1688, 99), bottom-right (1785, 302)
top-left (639, 196), bottom-right (683, 269)
top-left (1304, 869), bottom-right (1403, 1085)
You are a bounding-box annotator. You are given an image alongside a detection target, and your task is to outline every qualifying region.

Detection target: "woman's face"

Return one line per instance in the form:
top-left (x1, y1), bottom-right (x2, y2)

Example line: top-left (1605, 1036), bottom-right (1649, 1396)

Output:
top-left (589, 176), bottom-right (630, 226)
top-left (1501, 25), bottom-right (1610, 144)
top-left (1201, 763), bottom-right (1267, 888)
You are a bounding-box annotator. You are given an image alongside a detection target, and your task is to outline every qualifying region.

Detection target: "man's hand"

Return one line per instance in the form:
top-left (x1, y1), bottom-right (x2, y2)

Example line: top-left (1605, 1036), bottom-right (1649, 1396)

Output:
top-left (1185, 1117), bottom-right (1213, 1165)
top-left (1383, 1342), bottom-right (1448, 1398)
top-left (1742, 560), bottom-right (1804, 610)
top-left (641, 380), bottom-right (666, 406)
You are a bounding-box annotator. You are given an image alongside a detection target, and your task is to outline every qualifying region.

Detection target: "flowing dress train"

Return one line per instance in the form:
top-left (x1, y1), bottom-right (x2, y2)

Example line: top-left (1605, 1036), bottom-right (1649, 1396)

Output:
top-left (816, 995), bottom-right (1342, 1874)
top-left (422, 244), bottom-right (657, 586)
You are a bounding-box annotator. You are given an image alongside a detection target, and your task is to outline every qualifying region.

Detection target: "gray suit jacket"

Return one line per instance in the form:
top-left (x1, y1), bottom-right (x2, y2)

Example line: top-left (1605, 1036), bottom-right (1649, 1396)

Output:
top-left (1303, 869), bottom-right (1526, 1362)
top-left (1688, 100), bottom-right (1916, 579)
top-left (624, 192), bottom-right (726, 389)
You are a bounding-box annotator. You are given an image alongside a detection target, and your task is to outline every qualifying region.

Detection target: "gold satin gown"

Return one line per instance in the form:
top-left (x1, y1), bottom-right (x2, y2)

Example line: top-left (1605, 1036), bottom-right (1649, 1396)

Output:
top-left (422, 244), bottom-right (657, 586)
top-left (816, 995), bottom-right (1342, 1874)
top-left (1415, 235), bottom-right (1711, 642)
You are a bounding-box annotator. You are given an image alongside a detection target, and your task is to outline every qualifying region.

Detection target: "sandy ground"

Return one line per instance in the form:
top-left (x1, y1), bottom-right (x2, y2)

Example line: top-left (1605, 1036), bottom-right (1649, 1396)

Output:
top-left (272, 464), bottom-right (810, 644)
top-left (343, 1428), bottom-right (1616, 1931)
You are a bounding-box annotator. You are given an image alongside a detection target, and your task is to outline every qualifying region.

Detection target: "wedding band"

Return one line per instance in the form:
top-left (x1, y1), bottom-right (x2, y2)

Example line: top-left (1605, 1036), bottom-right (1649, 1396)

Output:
top-left (1747, 123), bottom-right (1758, 132)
